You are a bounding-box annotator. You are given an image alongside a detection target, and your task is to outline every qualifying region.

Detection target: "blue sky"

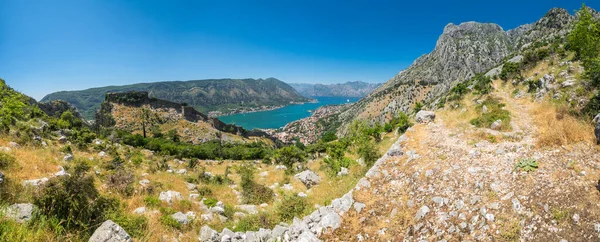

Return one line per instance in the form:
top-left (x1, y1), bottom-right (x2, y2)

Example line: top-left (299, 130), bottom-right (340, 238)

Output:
top-left (0, 0), bottom-right (594, 100)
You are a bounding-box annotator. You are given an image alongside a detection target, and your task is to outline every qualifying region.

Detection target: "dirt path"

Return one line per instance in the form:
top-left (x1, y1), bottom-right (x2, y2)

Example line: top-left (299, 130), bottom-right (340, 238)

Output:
top-left (325, 87), bottom-right (600, 241)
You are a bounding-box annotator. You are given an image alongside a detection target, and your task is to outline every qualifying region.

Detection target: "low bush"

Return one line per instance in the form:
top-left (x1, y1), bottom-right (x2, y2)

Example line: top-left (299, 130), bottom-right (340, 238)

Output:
top-left (514, 158), bottom-right (538, 172)
top-left (105, 209), bottom-right (148, 238)
top-left (273, 146), bottom-right (306, 173)
top-left (197, 187), bottom-right (213, 197)
top-left (33, 161), bottom-right (120, 233)
top-left (143, 196), bottom-right (161, 207)
top-left (470, 97), bottom-right (511, 130)
top-left (203, 198), bottom-right (218, 207)
top-left (238, 165), bottom-right (274, 204)
top-left (499, 62), bottom-right (521, 81)
top-left (0, 151), bottom-right (16, 169)
top-left (232, 212), bottom-right (278, 232)
top-left (276, 195), bottom-right (308, 222)
top-left (159, 215), bottom-right (181, 230)
top-left (106, 169), bottom-right (135, 197)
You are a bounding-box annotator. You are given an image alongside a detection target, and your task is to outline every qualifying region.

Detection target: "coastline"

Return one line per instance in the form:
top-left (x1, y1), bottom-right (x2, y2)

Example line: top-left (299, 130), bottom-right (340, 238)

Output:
top-left (209, 98), bottom-right (318, 118)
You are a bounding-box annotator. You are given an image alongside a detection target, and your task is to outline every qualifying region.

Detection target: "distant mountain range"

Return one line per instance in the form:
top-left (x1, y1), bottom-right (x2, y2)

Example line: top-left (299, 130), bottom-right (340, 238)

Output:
top-left (289, 81), bottom-right (381, 98)
top-left (41, 78), bottom-right (310, 119)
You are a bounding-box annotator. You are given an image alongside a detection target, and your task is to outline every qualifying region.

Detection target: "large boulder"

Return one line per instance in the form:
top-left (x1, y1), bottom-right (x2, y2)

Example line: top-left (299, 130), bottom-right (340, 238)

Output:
top-left (235, 204), bottom-right (258, 215)
top-left (22, 177), bottom-right (49, 187)
top-left (5, 203), bottom-right (36, 223)
top-left (158, 190), bottom-right (182, 204)
top-left (594, 114), bottom-right (600, 145)
top-left (170, 212), bottom-right (190, 225)
top-left (199, 225), bottom-right (219, 242)
top-left (89, 220), bottom-right (133, 242)
top-left (294, 170), bottom-right (321, 188)
top-left (415, 111), bottom-right (436, 124)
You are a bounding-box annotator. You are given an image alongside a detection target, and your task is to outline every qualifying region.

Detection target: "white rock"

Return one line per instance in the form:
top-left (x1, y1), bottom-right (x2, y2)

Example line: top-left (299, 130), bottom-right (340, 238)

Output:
top-left (490, 119), bottom-right (503, 130)
top-left (415, 111), bottom-right (436, 124)
top-left (282, 183), bottom-right (293, 191)
top-left (235, 205), bottom-right (258, 215)
top-left (22, 178), bottom-right (48, 187)
top-left (337, 167), bottom-right (349, 176)
top-left (354, 202), bottom-right (366, 213)
top-left (133, 207), bottom-right (146, 215)
top-left (158, 190), bottom-right (182, 204)
top-left (139, 179), bottom-right (150, 186)
top-left (89, 220), bottom-right (132, 242)
top-left (415, 205), bottom-right (430, 220)
top-left (294, 170), bottom-right (321, 188)
top-left (171, 212), bottom-right (190, 225)
top-left (5, 203), bottom-right (35, 223)
top-left (297, 192), bottom-right (308, 198)
top-left (199, 225), bottom-right (219, 242)
top-left (63, 154), bottom-right (74, 161)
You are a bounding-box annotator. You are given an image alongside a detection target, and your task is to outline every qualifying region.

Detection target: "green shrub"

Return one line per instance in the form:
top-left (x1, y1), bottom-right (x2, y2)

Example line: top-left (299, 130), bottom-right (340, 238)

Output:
top-left (273, 146), bottom-right (306, 173)
top-left (414, 102), bottom-right (424, 113)
top-left (472, 74), bottom-right (493, 95)
top-left (321, 131), bottom-right (337, 142)
top-left (238, 165), bottom-right (274, 204)
top-left (223, 204), bottom-right (235, 218)
top-left (582, 91), bottom-right (600, 119)
top-left (197, 187), bottom-right (213, 197)
top-left (131, 156), bottom-right (143, 167)
top-left (160, 215), bottom-right (181, 230)
top-left (584, 58), bottom-right (600, 87)
top-left (59, 145), bottom-right (72, 155)
top-left (324, 142), bottom-right (354, 174)
top-left (389, 112), bottom-right (412, 133)
top-left (470, 97), bottom-right (511, 130)
top-left (356, 139), bottom-right (379, 167)
top-left (0, 151), bottom-right (16, 169)
top-left (143, 196), bottom-right (161, 207)
top-left (232, 212), bottom-right (277, 232)
top-left (105, 210), bottom-right (148, 238)
top-left (276, 195), bottom-right (308, 222)
top-left (567, 4), bottom-right (600, 61)
top-left (33, 161), bottom-right (120, 232)
top-left (203, 198), bottom-right (218, 207)
top-left (179, 200), bottom-right (192, 211)
top-left (500, 62), bottom-right (521, 81)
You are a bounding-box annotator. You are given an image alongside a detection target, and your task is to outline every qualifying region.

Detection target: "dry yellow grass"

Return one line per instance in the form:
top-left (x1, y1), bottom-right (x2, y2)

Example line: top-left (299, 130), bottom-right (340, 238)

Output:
top-left (0, 138), bottom-right (61, 181)
top-left (532, 103), bottom-right (595, 147)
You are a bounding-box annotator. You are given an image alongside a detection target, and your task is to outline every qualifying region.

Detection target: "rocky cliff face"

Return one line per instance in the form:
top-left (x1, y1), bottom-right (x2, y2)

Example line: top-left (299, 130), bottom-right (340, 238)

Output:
top-left (336, 8), bottom-right (576, 134)
top-left (290, 81), bottom-right (381, 98)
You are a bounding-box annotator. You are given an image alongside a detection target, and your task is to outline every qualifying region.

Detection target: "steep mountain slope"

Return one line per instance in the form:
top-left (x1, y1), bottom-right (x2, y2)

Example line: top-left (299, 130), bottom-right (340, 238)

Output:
top-left (41, 78), bottom-right (311, 119)
top-left (289, 81), bottom-right (380, 98)
top-left (336, 8), bottom-right (575, 133)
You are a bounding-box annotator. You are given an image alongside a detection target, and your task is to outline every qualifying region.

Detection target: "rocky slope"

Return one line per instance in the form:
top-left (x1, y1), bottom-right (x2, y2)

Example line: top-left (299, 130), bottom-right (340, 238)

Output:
top-left (272, 104), bottom-right (350, 145)
top-left (336, 8), bottom-right (575, 134)
top-left (41, 78), bottom-right (311, 119)
top-left (289, 81), bottom-right (380, 98)
top-left (96, 91), bottom-right (268, 144)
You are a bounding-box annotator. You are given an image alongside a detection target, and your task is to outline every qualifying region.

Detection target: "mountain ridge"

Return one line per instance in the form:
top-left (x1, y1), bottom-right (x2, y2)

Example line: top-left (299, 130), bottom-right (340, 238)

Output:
top-left (41, 78), bottom-right (310, 120)
top-left (289, 81), bottom-right (380, 98)
top-left (335, 7), bottom-right (576, 134)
